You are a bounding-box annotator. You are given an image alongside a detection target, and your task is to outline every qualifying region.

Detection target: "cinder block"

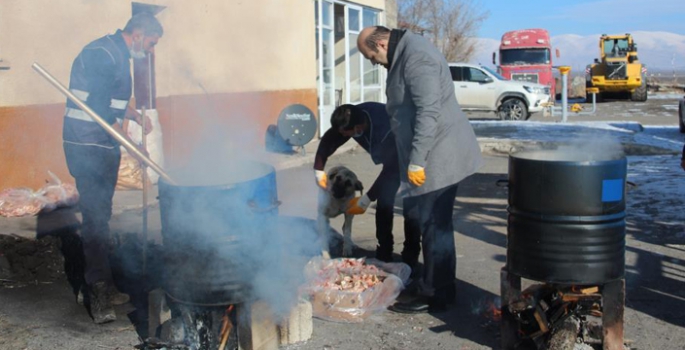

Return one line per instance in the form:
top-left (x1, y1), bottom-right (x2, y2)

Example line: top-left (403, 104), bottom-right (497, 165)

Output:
top-left (278, 300), bottom-right (313, 345)
top-left (238, 301), bottom-right (279, 350)
top-left (148, 288), bottom-right (171, 338)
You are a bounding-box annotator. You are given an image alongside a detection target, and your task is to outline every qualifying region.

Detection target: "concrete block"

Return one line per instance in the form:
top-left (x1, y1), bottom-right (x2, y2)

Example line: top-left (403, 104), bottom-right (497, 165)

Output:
top-left (238, 301), bottom-right (279, 350)
top-left (148, 288), bottom-right (171, 338)
top-left (278, 300), bottom-right (313, 345)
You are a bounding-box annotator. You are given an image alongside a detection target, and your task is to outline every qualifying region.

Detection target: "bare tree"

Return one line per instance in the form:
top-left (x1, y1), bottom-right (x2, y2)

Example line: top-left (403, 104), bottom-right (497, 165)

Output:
top-left (398, 0), bottom-right (489, 62)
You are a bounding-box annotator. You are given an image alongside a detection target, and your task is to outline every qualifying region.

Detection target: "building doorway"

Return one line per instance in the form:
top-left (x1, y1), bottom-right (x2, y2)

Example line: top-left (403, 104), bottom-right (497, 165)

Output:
top-left (315, 0), bottom-right (382, 135)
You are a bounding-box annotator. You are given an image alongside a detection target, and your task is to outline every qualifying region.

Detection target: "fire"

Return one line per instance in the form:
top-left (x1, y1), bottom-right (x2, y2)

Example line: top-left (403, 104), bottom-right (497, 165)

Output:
top-left (487, 302), bottom-right (502, 321)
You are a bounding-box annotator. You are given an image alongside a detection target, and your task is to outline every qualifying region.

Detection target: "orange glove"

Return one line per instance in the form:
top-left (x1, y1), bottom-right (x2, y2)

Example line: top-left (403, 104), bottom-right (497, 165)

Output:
top-left (407, 165), bottom-right (426, 187)
top-left (314, 170), bottom-right (327, 189)
top-left (346, 194), bottom-right (371, 215)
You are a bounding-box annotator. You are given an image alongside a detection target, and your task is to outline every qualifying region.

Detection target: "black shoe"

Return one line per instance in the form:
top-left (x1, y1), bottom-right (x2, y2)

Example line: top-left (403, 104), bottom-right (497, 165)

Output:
top-left (389, 296), bottom-right (430, 314)
top-left (90, 281), bottom-right (116, 324)
top-left (401, 250), bottom-right (420, 268)
top-left (389, 296), bottom-right (448, 314)
top-left (375, 246), bottom-right (393, 263)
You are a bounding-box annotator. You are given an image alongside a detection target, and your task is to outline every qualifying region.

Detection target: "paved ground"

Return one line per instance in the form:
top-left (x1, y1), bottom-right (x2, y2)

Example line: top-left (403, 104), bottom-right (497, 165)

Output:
top-left (1, 95), bottom-right (685, 350)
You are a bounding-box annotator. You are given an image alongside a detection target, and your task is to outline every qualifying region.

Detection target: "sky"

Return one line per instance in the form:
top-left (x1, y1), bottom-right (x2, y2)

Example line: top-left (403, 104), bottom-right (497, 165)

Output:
top-left (477, 0), bottom-right (685, 39)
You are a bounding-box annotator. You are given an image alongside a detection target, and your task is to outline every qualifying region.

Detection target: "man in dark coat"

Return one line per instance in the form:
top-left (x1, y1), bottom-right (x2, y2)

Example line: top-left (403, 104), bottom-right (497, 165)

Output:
top-left (358, 26), bottom-right (482, 313)
top-left (314, 103), bottom-right (421, 265)
top-left (64, 12), bottom-right (162, 324)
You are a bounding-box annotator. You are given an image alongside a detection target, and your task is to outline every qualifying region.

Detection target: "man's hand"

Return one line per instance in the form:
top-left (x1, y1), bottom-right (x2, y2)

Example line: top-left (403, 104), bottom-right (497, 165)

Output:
top-left (408, 165), bottom-right (426, 187)
top-left (315, 170), bottom-right (327, 189)
top-left (126, 105), bottom-right (153, 135)
top-left (346, 194), bottom-right (371, 215)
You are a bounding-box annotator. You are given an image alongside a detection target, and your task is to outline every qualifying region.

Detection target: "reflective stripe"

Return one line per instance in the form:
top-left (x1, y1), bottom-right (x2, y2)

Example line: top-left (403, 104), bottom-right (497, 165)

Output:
top-left (110, 99), bottom-right (128, 110)
top-left (71, 89), bottom-right (89, 100)
top-left (65, 107), bottom-right (94, 122)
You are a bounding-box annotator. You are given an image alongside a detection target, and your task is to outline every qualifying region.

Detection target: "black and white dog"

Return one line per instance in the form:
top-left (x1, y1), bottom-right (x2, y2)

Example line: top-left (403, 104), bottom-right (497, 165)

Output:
top-left (317, 166), bottom-right (363, 258)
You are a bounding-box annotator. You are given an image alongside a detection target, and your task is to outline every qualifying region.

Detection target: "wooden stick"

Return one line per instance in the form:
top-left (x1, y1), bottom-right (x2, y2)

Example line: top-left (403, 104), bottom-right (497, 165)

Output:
top-left (218, 305), bottom-right (235, 350)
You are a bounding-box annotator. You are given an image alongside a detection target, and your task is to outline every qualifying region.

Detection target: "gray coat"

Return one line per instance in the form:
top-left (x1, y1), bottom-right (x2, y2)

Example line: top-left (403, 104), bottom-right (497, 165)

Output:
top-left (385, 31), bottom-right (483, 197)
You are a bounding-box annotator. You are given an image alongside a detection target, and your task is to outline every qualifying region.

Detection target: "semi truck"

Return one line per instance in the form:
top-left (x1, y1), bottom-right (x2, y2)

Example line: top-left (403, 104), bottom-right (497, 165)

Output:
top-left (493, 28), bottom-right (557, 98)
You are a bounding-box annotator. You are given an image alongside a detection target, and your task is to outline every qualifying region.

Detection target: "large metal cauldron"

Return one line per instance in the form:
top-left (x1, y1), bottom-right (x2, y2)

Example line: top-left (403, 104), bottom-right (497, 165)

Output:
top-left (158, 161), bottom-right (279, 305)
top-left (506, 150), bottom-right (626, 285)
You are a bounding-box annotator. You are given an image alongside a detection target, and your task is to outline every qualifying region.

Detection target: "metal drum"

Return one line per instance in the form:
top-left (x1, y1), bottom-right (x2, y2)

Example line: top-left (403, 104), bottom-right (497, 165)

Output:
top-left (506, 150), bottom-right (626, 285)
top-left (158, 161), bottom-right (279, 305)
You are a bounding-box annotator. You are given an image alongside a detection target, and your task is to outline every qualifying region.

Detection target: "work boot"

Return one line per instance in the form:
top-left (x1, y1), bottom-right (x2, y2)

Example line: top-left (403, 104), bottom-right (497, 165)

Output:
top-left (108, 285), bottom-right (130, 306)
top-left (375, 245), bottom-right (393, 263)
top-left (90, 281), bottom-right (116, 324)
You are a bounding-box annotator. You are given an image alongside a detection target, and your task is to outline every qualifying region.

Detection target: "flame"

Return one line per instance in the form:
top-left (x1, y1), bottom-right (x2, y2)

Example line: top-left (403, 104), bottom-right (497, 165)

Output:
top-left (487, 302), bottom-right (502, 321)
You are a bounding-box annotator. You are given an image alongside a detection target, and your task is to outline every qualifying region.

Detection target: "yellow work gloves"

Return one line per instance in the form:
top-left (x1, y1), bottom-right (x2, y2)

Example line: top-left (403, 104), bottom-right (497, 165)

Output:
top-left (407, 164), bottom-right (426, 187)
top-left (314, 170), bottom-right (327, 190)
top-left (346, 194), bottom-right (371, 215)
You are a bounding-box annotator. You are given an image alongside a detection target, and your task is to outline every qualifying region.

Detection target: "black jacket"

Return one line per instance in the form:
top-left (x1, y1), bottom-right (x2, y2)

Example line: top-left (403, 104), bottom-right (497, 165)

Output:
top-left (314, 102), bottom-right (398, 201)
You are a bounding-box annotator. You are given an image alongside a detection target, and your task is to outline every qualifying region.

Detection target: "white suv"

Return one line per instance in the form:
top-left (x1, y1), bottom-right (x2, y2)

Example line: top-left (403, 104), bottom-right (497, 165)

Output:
top-left (448, 63), bottom-right (551, 120)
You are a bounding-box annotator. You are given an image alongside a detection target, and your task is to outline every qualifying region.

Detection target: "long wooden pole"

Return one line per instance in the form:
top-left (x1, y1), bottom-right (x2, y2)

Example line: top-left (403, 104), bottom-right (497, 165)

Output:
top-left (31, 62), bottom-right (177, 185)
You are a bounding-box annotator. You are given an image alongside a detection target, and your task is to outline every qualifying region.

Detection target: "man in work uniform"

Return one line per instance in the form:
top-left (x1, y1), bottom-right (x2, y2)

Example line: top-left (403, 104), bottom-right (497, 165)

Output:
top-left (358, 26), bottom-right (482, 313)
top-left (314, 103), bottom-right (421, 266)
top-left (63, 12), bottom-right (163, 324)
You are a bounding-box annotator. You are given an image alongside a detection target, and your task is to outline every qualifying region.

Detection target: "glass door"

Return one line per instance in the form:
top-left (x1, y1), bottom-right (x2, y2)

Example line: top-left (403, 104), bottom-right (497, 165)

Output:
top-left (361, 7), bottom-right (381, 102)
top-left (346, 5), bottom-right (362, 104)
top-left (316, 0), bottom-right (335, 135)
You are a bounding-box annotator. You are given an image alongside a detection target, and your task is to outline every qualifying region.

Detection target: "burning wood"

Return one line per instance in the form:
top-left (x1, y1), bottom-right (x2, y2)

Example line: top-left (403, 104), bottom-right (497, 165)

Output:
top-left (218, 305), bottom-right (235, 350)
top-left (504, 284), bottom-right (609, 349)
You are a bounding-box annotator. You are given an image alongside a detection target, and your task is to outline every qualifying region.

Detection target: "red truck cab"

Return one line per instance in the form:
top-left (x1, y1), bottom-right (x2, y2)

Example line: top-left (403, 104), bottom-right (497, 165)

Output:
top-left (494, 28), bottom-right (556, 98)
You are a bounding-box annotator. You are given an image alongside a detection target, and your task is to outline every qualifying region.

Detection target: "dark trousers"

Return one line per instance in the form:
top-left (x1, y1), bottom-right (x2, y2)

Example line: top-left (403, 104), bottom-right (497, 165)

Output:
top-left (64, 143), bottom-right (121, 285)
top-left (374, 169), bottom-right (421, 264)
top-left (404, 184), bottom-right (459, 301)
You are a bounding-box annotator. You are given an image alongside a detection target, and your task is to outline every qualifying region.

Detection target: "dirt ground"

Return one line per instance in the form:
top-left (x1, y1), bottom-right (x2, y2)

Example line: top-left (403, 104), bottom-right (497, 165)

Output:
top-left (1, 95), bottom-right (685, 350)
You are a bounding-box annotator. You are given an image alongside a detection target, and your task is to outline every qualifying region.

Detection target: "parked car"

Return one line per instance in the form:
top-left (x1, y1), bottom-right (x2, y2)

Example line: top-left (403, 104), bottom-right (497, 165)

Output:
top-left (448, 63), bottom-right (551, 120)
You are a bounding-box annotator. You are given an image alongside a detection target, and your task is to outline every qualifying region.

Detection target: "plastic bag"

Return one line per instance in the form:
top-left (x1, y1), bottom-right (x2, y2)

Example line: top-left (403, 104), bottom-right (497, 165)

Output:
top-left (0, 188), bottom-right (47, 217)
top-left (116, 148), bottom-right (151, 190)
top-left (0, 171), bottom-right (79, 217)
top-left (39, 171), bottom-right (79, 212)
top-left (303, 257), bottom-right (410, 323)
top-left (126, 109), bottom-right (165, 184)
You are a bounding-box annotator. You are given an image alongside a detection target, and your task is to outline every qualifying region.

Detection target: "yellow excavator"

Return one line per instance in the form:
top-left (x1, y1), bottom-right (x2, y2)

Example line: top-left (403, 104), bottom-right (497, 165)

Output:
top-left (586, 33), bottom-right (647, 102)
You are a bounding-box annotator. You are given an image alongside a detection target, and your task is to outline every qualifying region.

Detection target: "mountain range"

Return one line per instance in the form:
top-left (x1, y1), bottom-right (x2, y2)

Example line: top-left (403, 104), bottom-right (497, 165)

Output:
top-left (470, 31), bottom-right (685, 74)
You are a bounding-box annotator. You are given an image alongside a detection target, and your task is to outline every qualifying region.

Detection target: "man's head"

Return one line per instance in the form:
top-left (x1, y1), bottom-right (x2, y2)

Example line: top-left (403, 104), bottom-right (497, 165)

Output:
top-left (331, 104), bottom-right (367, 138)
top-left (357, 26), bottom-right (391, 69)
top-left (123, 12), bottom-right (164, 58)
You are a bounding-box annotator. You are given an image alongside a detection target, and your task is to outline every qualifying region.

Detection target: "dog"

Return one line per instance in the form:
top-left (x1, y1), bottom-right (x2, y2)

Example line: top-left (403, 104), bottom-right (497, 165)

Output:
top-left (317, 166), bottom-right (363, 258)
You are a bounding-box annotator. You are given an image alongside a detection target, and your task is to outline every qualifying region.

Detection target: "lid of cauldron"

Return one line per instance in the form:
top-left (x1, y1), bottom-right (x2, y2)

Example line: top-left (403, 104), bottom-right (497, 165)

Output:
top-left (512, 149), bottom-right (625, 162)
top-left (277, 104), bottom-right (317, 146)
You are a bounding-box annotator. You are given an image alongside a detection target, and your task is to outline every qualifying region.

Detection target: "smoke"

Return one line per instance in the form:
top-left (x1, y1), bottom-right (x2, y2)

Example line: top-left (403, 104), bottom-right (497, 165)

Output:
top-left (516, 129), bottom-right (625, 162)
top-left (156, 55), bottom-right (321, 320)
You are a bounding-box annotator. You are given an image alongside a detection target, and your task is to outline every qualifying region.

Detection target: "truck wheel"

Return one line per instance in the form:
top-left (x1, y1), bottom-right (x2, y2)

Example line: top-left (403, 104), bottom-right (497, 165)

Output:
top-left (631, 79), bottom-right (648, 102)
top-left (498, 98), bottom-right (528, 121)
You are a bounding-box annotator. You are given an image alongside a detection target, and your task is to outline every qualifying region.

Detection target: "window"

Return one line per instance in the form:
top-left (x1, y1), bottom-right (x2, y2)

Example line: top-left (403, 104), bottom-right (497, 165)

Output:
top-left (468, 68), bottom-right (488, 83)
top-left (449, 67), bottom-right (462, 81)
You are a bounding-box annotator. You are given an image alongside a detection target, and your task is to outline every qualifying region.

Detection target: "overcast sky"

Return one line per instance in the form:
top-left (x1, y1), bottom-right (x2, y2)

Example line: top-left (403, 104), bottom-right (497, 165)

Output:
top-left (478, 0), bottom-right (685, 39)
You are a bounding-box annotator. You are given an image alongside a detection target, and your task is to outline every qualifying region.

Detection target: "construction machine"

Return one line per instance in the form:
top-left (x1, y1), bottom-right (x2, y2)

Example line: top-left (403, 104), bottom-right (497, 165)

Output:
top-left (586, 33), bottom-right (647, 102)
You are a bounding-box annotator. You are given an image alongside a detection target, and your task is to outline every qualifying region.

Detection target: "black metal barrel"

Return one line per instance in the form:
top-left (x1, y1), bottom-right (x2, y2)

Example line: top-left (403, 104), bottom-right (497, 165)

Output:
top-left (158, 161), bottom-right (279, 305)
top-left (506, 150), bottom-right (626, 285)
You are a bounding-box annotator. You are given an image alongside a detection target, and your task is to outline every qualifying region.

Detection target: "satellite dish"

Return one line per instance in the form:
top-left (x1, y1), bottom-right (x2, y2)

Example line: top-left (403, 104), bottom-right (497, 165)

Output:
top-left (276, 104), bottom-right (318, 147)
